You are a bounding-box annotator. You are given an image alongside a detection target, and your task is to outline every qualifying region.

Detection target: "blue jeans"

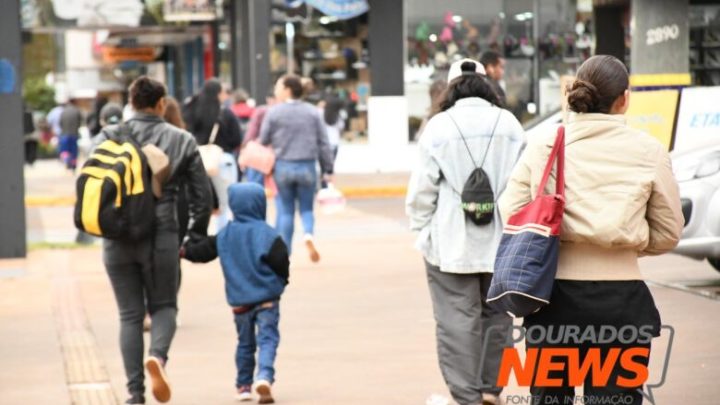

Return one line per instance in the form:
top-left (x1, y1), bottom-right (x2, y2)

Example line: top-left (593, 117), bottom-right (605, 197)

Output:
top-left (244, 167), bottom-right (265, 186)
top-left (274, 160), bottom-right (317, 254)
top-left (58, 134), bottom-right (79, 169)
top-left (234, 301), bottom-right (280, 387)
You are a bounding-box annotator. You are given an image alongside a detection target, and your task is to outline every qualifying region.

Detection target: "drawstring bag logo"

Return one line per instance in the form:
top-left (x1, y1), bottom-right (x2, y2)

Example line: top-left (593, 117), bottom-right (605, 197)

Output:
top-left (448, 110), bottom-right (502, 226)
top-left (461, 170), bottom-right (495, 225)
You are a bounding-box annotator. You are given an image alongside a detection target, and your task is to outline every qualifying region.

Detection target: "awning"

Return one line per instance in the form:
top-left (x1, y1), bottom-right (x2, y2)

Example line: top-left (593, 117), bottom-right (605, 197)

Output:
top-left (294, 0), bottom-right (369, 20)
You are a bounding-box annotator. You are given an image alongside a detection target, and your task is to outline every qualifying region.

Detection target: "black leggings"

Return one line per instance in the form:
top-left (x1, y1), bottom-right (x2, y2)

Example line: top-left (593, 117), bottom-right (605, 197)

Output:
top-left (103, 232), bottom-right (180, 396)
top-left (523, 280), bottom-right (661, 405)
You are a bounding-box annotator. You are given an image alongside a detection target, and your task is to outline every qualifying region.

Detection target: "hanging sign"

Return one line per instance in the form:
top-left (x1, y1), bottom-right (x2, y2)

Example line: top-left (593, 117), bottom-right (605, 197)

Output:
top-left (164, 0), bottom-right (219, 22)
top-left (303, 0), bottom-right (368, 20)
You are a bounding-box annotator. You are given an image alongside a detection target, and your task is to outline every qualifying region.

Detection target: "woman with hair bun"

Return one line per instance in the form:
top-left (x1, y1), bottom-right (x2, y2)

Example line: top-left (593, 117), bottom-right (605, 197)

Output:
top-left (499, 55), bottom-right (684, 404)
top-left (406, 59), bottom-right (525, 405)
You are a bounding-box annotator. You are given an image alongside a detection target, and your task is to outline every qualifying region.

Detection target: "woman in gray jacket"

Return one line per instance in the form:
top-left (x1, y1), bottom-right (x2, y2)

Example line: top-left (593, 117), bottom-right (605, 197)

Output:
top-left (406, 59), bottom-right (525, 405)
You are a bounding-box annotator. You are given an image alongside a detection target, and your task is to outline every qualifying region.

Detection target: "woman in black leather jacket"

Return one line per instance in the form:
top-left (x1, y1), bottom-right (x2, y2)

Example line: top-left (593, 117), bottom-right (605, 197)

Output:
top-left (96, 77), bottom-right (211, 404)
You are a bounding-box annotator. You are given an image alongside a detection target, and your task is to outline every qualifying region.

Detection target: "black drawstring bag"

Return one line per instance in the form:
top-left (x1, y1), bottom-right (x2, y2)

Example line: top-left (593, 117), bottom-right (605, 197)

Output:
top-left (448, 111), bottom-right (501, 226)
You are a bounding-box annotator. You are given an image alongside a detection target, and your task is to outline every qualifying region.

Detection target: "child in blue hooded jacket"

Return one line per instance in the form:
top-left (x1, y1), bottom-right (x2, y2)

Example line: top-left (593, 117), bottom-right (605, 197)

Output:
top-left (183, 183), bottom-right (289, 404)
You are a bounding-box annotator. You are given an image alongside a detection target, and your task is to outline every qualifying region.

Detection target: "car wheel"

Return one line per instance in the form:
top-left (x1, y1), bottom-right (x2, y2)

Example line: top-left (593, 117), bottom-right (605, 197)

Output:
top-left (707, 258), bottom-right (720, 272)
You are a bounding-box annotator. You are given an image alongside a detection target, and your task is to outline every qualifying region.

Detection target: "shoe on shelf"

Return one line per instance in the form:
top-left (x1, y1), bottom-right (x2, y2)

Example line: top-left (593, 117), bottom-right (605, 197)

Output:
top-left (235, 385), bottom-right (252, 402)
top-left (254, 380), bottom-right (275, 404)
top-left (144, 356), bottom-right (171, 403)
top-left (125, 394), bottom-right (145, 404)
top-left (303, 234), bottom-right (320, 263)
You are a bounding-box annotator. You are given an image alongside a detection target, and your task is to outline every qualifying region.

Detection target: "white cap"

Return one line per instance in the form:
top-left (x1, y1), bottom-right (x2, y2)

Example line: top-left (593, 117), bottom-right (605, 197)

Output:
top-left (447, 58), bottom-right (486, 82)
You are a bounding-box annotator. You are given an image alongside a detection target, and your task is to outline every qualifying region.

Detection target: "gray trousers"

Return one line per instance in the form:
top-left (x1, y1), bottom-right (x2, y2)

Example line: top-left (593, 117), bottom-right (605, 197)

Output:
top-left (425, 261), bottom-right (513, 405)
top-left (103, 232), bottom-right (179, 397)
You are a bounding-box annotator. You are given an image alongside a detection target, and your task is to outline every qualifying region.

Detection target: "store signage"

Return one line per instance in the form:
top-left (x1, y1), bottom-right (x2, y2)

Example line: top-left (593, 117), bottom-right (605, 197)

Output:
top-left (50, 0), bottom-right (143, 26)
top-left (675, 87), bottom-right (720, 151)
top-left (302, 0), bottom-right (368, 20)
top-left (646, 24), bottom-right (680, 46)
top-left (631, 0), bottom-right (688, 76)
top-left (625, 89), bottom-right (679, 151)
top-left (164, 0), bottom-right (219, 22)
top-left (101, 47), bottom-right (157, 64)
top-left (0, 59), bottom-right (17, 94)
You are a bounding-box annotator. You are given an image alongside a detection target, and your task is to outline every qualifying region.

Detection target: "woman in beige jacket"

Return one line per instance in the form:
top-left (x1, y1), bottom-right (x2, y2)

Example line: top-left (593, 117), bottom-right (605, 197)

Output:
top-left (499, 55), bottom-right (684, 404)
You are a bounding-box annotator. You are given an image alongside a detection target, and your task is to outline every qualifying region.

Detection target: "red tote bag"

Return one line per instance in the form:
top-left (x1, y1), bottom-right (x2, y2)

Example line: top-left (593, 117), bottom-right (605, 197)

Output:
top-left (487, 126), bottom-right (565, 318)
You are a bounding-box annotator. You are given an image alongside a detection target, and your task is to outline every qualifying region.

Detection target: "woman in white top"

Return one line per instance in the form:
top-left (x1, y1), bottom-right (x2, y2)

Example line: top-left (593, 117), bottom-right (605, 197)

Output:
top-left (406, 59), bottom-right (526, 405)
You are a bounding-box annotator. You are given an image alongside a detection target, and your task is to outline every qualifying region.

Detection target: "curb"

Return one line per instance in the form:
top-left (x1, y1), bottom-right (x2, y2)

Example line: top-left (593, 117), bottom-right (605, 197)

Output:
top-left (25, 196), bottom-right (77, 207)
top-left (25, 186), bottom-right (409, 207)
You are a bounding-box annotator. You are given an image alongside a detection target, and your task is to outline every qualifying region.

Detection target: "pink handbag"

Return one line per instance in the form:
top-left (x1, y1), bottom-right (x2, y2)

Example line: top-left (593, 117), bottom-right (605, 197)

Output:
top-left (239, 141), bottom-right (276, 175)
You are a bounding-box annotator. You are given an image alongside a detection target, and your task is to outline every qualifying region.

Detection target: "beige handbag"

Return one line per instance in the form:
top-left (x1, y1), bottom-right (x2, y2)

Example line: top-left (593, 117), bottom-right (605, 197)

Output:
top-left (239, 141), bottom-right (276, 175)
top-left (198, 123), bottom-right (223, 177)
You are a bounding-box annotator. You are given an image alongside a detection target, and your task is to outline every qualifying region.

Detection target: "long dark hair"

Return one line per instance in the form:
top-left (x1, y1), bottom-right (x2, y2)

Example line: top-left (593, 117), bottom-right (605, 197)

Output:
top-left (567, 55), bottom-right (628, 114)
top-left (190, 78), bottom-right (222, 141)
top-left (434, 62), bottom-right (501, 115)
top-left (323, 96), bottom-right (344, 126)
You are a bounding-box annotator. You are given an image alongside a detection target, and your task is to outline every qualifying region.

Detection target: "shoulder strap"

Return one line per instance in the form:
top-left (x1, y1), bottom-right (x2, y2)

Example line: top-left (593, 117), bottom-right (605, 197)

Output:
top-left (208, 122), bottom-right (220, 145)
top-left (479, 111), bottom-right (502, 169)
top-left (446, 109), bottom-right (502, 170)
top-left (537, 125), bottom-right (565, 197)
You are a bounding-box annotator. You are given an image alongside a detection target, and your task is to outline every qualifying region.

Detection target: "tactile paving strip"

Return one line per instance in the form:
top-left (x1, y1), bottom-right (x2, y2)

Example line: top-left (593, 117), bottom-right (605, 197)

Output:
top-left (52, 251), bottom-right (118, 405)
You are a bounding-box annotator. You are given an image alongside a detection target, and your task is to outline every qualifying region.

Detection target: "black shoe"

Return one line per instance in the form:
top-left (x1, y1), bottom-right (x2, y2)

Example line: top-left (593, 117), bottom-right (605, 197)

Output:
top-left (125, 394), bottom-right (145, 404)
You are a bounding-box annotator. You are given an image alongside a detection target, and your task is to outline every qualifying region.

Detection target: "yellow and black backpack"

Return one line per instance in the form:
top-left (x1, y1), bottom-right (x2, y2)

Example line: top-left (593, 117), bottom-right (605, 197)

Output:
top-left (74, 124), bottom-right (155, 240)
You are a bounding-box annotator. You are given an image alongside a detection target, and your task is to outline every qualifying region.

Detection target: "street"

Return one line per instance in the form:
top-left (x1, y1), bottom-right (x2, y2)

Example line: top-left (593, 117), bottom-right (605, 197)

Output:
top-left (1, 162), bottom-right (720, 404)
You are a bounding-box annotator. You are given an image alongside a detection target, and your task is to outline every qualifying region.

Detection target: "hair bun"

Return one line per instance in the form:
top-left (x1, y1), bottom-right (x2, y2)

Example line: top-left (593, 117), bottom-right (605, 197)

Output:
top-left (567, 79), bottom-right (599, 113)
top-left (460, 61), bottom-right (478, 73)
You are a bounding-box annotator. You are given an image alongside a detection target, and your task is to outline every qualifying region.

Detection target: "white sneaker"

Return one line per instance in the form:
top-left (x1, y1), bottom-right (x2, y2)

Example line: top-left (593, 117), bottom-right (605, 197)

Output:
top-left (303, 234), bottom-right (320, 263)
top-left (254, 380), bottom-right (274, 404)
top-left (144, 356), bottom-right (171, 403)
top-left (235, 385), bottom-right (252, 402)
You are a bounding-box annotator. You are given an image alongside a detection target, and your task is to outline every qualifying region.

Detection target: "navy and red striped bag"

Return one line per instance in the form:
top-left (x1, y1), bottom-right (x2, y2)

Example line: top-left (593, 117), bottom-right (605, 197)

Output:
top-left (487, 126), bottom-right (565, 318)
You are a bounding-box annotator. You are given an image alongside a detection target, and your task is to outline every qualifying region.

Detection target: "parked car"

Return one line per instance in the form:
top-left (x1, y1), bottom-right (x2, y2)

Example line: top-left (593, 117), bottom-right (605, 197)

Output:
top-left (524, 109), bottom-right (720, 273)
top-left (670, 138), bottom-right (720, 272)
top-left (523, 109), bottom-right (562, 139)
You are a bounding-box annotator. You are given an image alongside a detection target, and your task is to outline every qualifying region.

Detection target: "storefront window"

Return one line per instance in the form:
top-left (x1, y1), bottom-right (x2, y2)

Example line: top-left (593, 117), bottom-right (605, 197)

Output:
top-left (406, 0), bottom-right (591, 140)
top-left (269, 7), bottom-right (371, 141)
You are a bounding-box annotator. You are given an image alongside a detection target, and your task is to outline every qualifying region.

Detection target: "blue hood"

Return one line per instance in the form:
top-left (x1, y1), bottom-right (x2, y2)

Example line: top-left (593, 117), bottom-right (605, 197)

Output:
top-left (218, 182), bottom-right (285, 307)
top-left (229, 183), bottom-right (266, 222)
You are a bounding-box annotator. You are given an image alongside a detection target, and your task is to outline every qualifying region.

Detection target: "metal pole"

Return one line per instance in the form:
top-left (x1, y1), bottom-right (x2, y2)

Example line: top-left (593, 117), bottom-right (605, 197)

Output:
top-left (0, 0), bottom-right (27, 258)
top-left (286, 22), bottom-right (295, 74)
top-left (532, 0), bottom-right (540, 108)
top-left (210, 20), bottom-right (221, 78)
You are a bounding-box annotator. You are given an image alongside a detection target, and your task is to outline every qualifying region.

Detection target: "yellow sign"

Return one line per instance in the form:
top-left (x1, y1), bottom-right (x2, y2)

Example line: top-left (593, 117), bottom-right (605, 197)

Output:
top-left (625, 90), bottom-right (679, 150)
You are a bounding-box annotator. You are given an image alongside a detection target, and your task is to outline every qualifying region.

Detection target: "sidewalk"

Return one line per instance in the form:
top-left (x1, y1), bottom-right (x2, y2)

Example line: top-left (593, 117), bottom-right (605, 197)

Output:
top-left (6, 163), bottom-right (720, 404)
top-left (2, 201), bottom-right (450, 405)
top-left (5, 197), bottom-right (720, 404)
top-left (23, 160), bottom-right (411, 207)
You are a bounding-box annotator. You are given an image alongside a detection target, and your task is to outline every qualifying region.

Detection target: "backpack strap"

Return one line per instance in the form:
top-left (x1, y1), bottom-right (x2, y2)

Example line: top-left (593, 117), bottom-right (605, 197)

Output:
top-left (446, 108), bottom-right (502, 170)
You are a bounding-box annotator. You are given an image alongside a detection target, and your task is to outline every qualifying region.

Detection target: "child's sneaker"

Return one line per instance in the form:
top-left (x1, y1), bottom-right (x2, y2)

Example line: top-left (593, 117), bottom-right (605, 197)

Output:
top-left (303, 234), bottom-right (320, 263)
top-left (125, 394), bottom-right (145, 404)
top-left (254, 380), bottom-right (274, 404)
top-left (144, 356), bottom-right (171, 403)
top-left (235, 385), bottom-right (253, 402)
